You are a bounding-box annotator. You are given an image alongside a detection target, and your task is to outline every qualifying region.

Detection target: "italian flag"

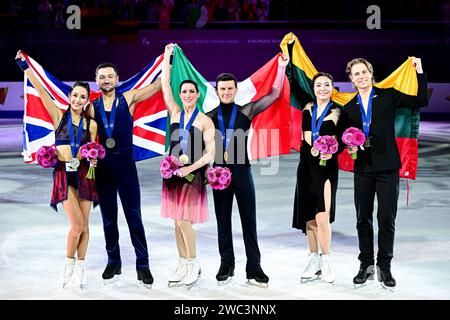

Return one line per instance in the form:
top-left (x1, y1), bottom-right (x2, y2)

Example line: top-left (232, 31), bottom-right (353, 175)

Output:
top-left (280, 32), bottom-right (421, 179)
top-left (170, 45), bottom-right (292, 160)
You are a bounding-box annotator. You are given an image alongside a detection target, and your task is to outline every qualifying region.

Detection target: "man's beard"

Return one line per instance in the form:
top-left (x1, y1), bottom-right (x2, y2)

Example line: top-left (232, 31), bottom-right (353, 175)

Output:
top-left (101, 85), bottom-right (115, 93)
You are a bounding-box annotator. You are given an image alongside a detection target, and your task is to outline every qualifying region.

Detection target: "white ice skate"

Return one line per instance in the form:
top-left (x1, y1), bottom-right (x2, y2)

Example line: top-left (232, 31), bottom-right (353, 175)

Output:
top-left (62, 257), bottom-right (76, 288)
top-left (320, 254), bottom-right (336, 284)
top-left (300, 252), bottom-right (321, 282)
top-left (184, 257), bottom-right (201, 290)
top-left (71, 259), bottom-right (86, 289)
top-left (168, 258), bottom-right (187, 288)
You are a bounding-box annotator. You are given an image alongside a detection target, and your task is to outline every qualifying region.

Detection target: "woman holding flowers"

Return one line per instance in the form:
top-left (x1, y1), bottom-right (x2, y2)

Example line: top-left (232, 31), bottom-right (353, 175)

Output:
top-left (293, 72), bottom-right (343, 284)
top-left (16, 51), bottom-right (98, 289)
top-left (160, 43), bottom-right (216, 287)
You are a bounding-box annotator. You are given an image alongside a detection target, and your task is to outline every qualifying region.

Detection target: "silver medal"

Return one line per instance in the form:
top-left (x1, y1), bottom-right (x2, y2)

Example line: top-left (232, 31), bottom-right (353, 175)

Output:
top-left (106, 138), bottom-right (116, 149)
top-left (69, 158), bottom-right (80, 169)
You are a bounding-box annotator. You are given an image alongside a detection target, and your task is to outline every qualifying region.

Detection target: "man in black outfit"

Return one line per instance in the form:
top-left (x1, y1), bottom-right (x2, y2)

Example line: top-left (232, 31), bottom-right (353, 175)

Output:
top-left (206, 54), bottom-right (288, 286)
top-left (340, 57), bottom-right (428, 288)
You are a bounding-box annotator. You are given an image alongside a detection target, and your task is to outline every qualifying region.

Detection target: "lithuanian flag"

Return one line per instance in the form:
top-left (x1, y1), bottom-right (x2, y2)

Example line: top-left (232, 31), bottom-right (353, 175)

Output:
top-left (280, 32), bottom-right (421, 179)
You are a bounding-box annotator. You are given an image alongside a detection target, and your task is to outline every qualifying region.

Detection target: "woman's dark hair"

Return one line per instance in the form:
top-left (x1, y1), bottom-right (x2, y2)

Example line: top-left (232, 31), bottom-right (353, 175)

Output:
top-left (312, 72), bottom-right (334, 87)
top-left (69, 81), bottom-right (90, 97)
top-left (180, 79), bottom-right (199, 93)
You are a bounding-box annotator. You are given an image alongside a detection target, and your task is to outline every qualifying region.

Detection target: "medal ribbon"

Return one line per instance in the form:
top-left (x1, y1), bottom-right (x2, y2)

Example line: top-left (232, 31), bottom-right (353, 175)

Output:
top-left (179, 108), bottom-right (199, 155)
top-left (311, 100), bottom-right (332, 144)
top-left (357, 88), bottom-right (375, 138)
top-left (218, 104), bottom-right (237, 153)
top-left (99, 95), bottom-right (118, 139)
top-left (67, 111), bottom-right (84, 158)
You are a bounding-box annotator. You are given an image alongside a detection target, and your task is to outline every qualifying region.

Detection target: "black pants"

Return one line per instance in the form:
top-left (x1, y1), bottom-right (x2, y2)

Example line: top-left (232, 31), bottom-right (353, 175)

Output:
top-left (354, 169), bottom-right (399, 269)
top-left (212, 165), bottom-right (261, 271)
top-left (96, 152), bottom-right (149, 269)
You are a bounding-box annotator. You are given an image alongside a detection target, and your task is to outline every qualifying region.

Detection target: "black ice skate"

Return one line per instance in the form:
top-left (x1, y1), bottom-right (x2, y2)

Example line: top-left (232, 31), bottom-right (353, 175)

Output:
top-left (216, 264), bottom-right (234, 286)
top-left (137, 268), bottom-right (154, 289)
top-left (246, 265), bottom-right (269, 288)
top-left (377, 266), bottom-right (396, 292)
top-left (102, 264), bottom-right (121, 285)
top-left (353, 264), bottom-right (375, 288)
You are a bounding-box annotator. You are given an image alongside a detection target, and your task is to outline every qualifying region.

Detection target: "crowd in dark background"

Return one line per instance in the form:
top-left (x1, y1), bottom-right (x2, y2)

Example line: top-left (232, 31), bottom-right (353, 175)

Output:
top-left (1, 0), bottom-right (449, 30)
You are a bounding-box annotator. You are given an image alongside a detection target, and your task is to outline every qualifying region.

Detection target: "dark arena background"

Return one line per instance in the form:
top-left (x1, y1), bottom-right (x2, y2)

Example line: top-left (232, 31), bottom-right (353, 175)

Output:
top-left (0, 0), bottom-right (449, 315)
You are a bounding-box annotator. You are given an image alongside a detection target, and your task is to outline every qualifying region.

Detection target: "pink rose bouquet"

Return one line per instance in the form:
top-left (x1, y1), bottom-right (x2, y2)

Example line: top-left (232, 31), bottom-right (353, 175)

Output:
top-left (313, 135), bottom-right (339, 166)
top-left (80, 142), bottom-right (106, 179)
top-left (160, 155), bottom-right (194, 182)
top-left (342, 127), bottom-right (365, 160)
top-left (36, 145), bottom-right (58, 168)
top-left (206, 166), bottom-right (232, 190)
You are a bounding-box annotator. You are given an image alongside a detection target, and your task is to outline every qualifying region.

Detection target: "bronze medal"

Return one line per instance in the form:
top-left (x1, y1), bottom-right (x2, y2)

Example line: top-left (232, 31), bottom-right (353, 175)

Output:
top-left (311, 147), bottom-right (319, 157)
top-left (179, 154), bottom-right (189, 164)
top-left (363, 137), bottom-right (371, 148)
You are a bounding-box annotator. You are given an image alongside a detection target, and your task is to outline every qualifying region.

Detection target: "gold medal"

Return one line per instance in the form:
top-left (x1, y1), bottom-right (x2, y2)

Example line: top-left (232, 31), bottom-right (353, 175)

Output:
top-left (179, 154), bottom-right (189, 164)
top-left (224, 151), bottom-right (228, 162)
top-left (311, 147), bottom-right (319, 157)
top-left (363, 137), bottom-right (371, 148)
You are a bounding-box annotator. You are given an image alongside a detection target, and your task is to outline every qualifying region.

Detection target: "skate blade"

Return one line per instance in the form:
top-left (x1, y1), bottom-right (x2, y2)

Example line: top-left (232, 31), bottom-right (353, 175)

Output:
top-left (139, 281), bottom-right (153, 289)
top-left (246, 279), bottom-right (269, 288)
top-left (185, 280), bottom-right (199, 290)
top-left (185, 283), bottom-right (196, 290)
top-left (103, 275), bottom-right (120, 285)
top-left (300, 275), bottom-right (320, 283)
top-left (353, 280), bottom-right (373, 289)
top-left (185, 272), bottom-right (201, 290)
top-left (217, 277), bottom-right (233, 287)
top-left (380, 283), bottom-right (395, 292)
top-left (168, 281), bottom-right (185, 288)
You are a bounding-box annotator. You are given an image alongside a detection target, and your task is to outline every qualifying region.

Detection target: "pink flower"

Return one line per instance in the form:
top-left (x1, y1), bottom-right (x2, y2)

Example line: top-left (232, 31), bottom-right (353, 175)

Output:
top-left (342, 127), bottom-right (365, 160)
top-left (162, 170), bottom-right (173, 179)
top-left (354, 131), bottom-right (366, 146)
top-left (206, 167), bottom-right (232, 190)
top-left (342, 127), bottom-right (365, 147)
top-left (36, 145), bottom-right (58, 169)
top-left (313, 135), bottom-right (339, 166)
top-left (79, 142), bottom-right (106, 179)
top-left (160, 160), bottom-right (170, 171)
top-left (88, 148), bottom-right (98, 159)
top-left (207, 168), bottom-right (218, 183)
top-left (160, 155), bottom-right (194, 182)
top-left (329, 144), bottom-right (338, 154)
top-left (98, 148), bottom-right (106, 158)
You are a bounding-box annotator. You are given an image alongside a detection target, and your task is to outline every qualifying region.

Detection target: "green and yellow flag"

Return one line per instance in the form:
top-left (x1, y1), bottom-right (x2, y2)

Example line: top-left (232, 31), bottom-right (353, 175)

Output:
top-left (280, 32), bottom-right (421, 179)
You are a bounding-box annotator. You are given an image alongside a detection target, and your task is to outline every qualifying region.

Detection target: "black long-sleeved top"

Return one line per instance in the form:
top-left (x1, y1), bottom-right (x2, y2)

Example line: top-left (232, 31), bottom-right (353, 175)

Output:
top-left (339, 73), bottom-right (428, 173)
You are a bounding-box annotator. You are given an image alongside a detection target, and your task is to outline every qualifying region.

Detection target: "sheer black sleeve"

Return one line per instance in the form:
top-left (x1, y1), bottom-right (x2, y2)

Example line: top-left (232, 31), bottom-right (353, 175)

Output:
top-left (240, 87), bottom-right (281, 120)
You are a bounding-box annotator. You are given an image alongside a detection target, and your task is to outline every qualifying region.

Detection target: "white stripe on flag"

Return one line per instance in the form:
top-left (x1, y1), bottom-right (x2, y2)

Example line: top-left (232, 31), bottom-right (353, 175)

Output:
top-left (202, 84), bottom-right (220, 113)
top-left (236, 78), bottom-right (257, 106)
top-left (23, 116), bottom-right (55, 130)
top-left (133, 110), bottom-right (167, 136)
top-left (133, 135), bottom-right (166, 154)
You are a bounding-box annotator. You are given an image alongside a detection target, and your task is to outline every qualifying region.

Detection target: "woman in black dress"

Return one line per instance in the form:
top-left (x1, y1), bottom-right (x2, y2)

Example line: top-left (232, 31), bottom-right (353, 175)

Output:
top-left (293, 72), bottom-right (342, 283)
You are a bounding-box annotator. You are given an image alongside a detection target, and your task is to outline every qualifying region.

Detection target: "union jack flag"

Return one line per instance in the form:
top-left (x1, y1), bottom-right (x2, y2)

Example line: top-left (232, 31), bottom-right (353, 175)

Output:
top-left (21, 52), bottom-right (165, 163)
